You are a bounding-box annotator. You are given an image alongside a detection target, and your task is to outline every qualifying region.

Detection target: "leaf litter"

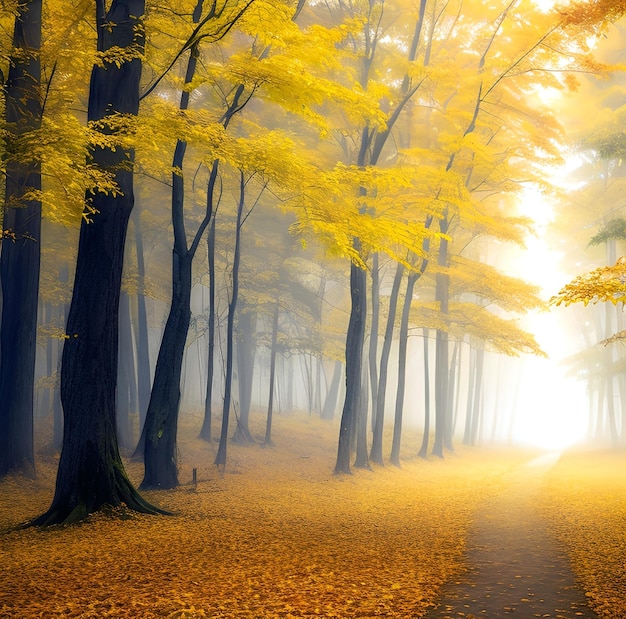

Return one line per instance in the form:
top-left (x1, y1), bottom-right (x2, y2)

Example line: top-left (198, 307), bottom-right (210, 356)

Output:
top-left (1, 415), bottom-right (624, 618)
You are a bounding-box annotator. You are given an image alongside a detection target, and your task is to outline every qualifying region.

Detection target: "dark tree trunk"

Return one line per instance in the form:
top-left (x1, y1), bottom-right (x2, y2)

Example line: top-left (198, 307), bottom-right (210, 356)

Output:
top-left (334, 259), bottom-right (366, 474)
top-left (418, 328), bottom-right (431, 458)
top-left (215, 171), bottom-right (246, 468)
top-left (117, 290), bottom-right (136, 451)
top-left (232, 305), bottom-right (256, 443)
top-left (390, 271), bottom-right (417, 466)
top-left (140, 250), bottom-right (192, 489)
top-left (321, 359), bottom-right (342, 420)
top-left (39, 302), bottom-right (53, 419)
top-left (368, 253), bottom-right (380, 432)
top-left (53, 270), bottom-right (69, 452)
top-left (139, 3), bottom-right (216, 486)
top-left (199, 216), bottom-right (216, 441)
top-left (132, 211), bottom-right (152, 432)
top-left (263, 301), bottom-right (279, 446)
top-left (0, 0), bottom-right (42, 478)
top-left (370, 261), bottom-right (403, 465)
top-left (353, 349), bottom-right (370, 469)
top-left (32, 0), bottom-right (164, 525)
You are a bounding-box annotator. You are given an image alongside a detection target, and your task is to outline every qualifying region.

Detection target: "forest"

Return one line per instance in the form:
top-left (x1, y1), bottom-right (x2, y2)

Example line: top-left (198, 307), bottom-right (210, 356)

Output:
top-left (2, 0), bottom-right (626, 617)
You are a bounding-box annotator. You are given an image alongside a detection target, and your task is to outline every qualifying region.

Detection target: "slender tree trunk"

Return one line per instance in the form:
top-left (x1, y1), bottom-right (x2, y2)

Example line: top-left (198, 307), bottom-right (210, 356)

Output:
top-left (354, 351), bottom-right (370, 469)
top-left (390, 271), bottom-right (417, 466)
top-left (444, 338), bottom-right (458, 451)
top-left (232, 305), bottom-right (256, 443)
top-left (368, 253), bottom-right (380, 432)
top-left (335, 259), bottom-right (367, 474)
top-left (370, 261), bottom-right (403, 465)
top-left (0, 0), bottom-right (42, 478)
top-left (140, 2), bottom-right (217, 486)
top-left (117, 290), bottom-right (136, 451)
top-left (215, 171), bottom-right (246, 468)
top-left (132, 211), bottom-right (151, 433)
top-left (264, 301), bottom-right (279, 446)
top-left (469, 347), bottom-right (484, 446)
top-left (463, 346), bottom-right (476, 445)
top-left (418, 328), bottom-right (430, 458)
top-left (432, 216), bottom-right (449, 458)
top-left (199, 216), bottom-right (216, 441)
top-left (39, 302), bottom-right (53, 419)
top-left (140, 250), bottom-right (192, 489)
top-left (321, 360), bottom-right (342, 420)
top-left (33, 0), bottom-right (164, 525)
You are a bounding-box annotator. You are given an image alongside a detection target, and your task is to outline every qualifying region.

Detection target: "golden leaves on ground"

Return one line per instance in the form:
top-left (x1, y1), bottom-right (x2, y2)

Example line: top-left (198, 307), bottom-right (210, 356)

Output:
top-left (540, 450), bottom-right (626, 619)
top-left (0, 415), bottom-right (515, 619)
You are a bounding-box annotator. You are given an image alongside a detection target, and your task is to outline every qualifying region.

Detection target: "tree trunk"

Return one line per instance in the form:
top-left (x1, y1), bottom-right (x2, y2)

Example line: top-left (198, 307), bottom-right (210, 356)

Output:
top-left (463, 345), bottom-right (476, 445)
top-left (117, 290), bottom-right (136, 451)
top-left (390, 271), bottom-right (417, 466)
top-left (418, 328), bottom-right (431, 458)
top-left (432, 215), bottom-right (449, 458)
top-left (215, 171), bottom-right (246, 467)
top-left (469, 346), bottom-right (484, 446)
top-left (140, 250), bottom-right (192, 489)
top-left (264, 301), bottom-right (279, 446)
top-left (232, 305), bottom-right (256, 443)
top-left (368, 253), bottom-right (380, 432)
top-left (370, 261), bottom-right (403, 465)
top-left (132, 211), bottom-right (152, 433)
top-left (199, 216), bottom-right (216, 441)
top-left (444, 338), bottom-right (458, 451)
top-left (0, 0), bottom-right (42, 478)
top-left (334, 259), bottom-right (366, 474)
top-left (139, 3), bottom-right (214, 486)
top-left (353, 352), bottom-right (370, 469)
top-left (32, 0), bottom-right (164, 525)
top-left (321, 360), bottom-right (342, 420)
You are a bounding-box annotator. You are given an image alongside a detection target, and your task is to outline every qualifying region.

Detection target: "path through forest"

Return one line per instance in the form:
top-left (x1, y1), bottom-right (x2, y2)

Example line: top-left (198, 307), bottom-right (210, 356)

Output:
top-left (423, 453), bottom-right (598, 619)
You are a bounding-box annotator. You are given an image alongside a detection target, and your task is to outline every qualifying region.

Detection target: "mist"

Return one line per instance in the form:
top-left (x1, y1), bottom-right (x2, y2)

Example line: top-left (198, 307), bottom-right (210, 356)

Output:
top-left (2, 0), bottom-right (626, 617)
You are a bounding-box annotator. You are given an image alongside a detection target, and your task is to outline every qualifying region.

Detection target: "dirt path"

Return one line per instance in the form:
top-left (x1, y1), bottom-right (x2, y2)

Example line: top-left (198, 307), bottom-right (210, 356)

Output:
top-left (423, 453), bottom-right (598, 619)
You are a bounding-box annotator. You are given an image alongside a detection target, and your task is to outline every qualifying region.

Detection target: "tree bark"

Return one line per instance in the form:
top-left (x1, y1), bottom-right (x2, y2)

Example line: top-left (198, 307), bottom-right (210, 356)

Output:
top-left (140, 249), bottom-right (192, 489)
top-left (199, 216), bottom-right (216, 441)
top-left (368, 254), bottom-right (380, 432)
top-left (32, 0), bottom-right (165, 525)
top-left (232, 304), bottom-right (256, 443)
top-left (117, 290), bottom-right (136, 451)
top-left (321, 360), bottom-right (342, 420)
top-left (390, 270), bottom-right (416, 466)
top-left (215, 171), bottom-right (246, 468)
top-left (263, 300), bottom-right (279, 446)
top-left (132, 211), bottom-right (152, 433)
top-left (370, 261), bottom-right (403, 465)
top-left (334, 259), bottom-right (366, 474)
top-left (418, 328), bottom-right (431, 458)
top-left (0, 0), bottom-right (42, 478)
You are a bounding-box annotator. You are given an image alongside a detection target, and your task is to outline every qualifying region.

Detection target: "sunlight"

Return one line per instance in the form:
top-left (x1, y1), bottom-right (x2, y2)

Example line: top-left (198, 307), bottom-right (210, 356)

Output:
top-left (504, 185), bottom-right (589, 451)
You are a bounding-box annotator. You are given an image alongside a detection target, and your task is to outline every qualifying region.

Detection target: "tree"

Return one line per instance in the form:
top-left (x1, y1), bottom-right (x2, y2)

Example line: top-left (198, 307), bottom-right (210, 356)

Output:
top-left (0, 0), bottom-right (42, 477)
top-left (32, 0), bottom-right (164, 525)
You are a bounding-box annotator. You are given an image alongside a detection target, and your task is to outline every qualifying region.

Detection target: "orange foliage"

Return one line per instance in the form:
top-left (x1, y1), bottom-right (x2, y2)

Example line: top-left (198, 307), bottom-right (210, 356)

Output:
top-left (0, 415), bottom-right (520, 619)
top-left (540, 450), bottom-right (626, 619)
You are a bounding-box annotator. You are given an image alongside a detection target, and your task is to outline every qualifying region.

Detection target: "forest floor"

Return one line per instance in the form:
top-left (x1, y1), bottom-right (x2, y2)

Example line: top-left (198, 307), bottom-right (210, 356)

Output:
top-left (1, 412), bottom-right (626, 618)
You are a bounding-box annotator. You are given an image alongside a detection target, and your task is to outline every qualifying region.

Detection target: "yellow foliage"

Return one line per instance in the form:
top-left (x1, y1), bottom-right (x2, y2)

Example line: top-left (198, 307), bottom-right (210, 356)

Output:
top-left (550, 257), bottom-right (626, 307)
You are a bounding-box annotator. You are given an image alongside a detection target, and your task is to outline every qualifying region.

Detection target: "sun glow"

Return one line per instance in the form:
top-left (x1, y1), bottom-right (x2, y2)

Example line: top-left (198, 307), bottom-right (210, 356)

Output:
top-left (503, 185), bottom-right (589, 450)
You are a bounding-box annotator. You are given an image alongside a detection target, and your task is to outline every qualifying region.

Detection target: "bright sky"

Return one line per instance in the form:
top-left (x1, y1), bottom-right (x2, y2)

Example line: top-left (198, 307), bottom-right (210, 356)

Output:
top-left (504, 184), bottom-right (590, 450)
